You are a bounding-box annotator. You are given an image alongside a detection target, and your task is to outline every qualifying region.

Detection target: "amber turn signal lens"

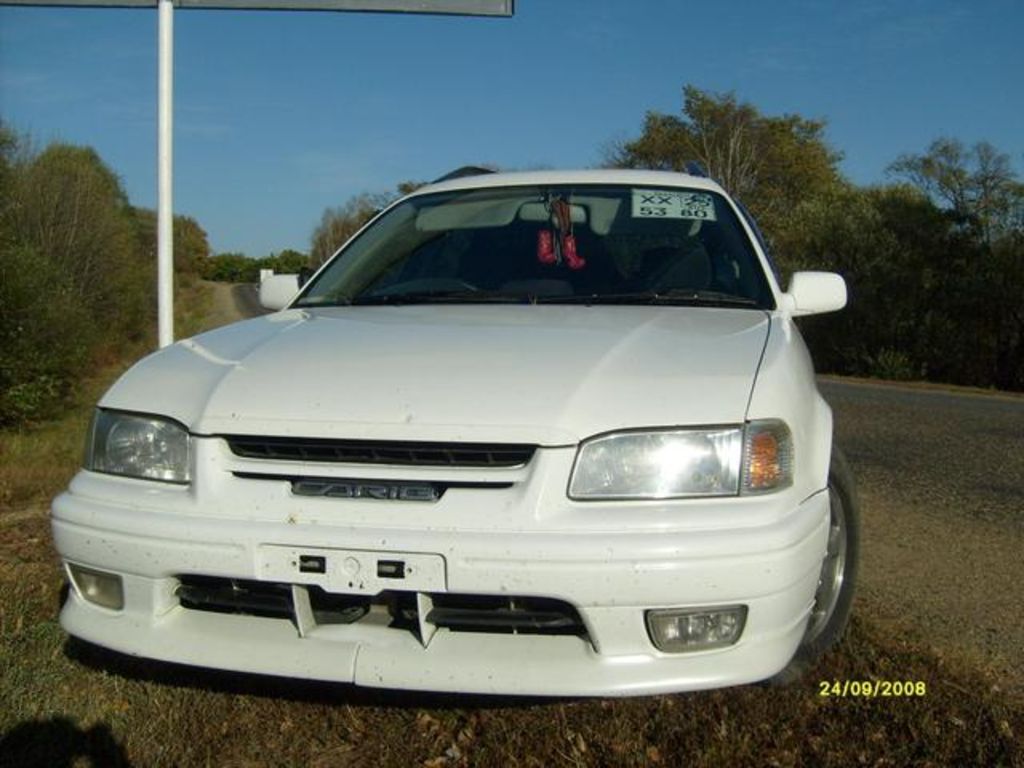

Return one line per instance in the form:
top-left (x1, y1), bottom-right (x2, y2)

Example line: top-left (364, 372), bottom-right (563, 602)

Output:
top-left (747, 431), bottom-right (780, 489)
top-left (741, 420), bottom-right (793, 494)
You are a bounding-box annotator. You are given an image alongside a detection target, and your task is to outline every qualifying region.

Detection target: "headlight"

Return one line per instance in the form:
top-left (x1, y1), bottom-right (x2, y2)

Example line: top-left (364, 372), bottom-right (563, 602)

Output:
top-left (569, 420), bottom-right (792, 500)
top-left (569, 427), bottom-right (743, 499)
top-left (85, 409), bottom-right (191, 484)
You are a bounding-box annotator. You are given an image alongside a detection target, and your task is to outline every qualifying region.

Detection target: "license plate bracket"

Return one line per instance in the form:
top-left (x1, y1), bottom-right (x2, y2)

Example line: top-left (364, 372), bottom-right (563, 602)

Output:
top-left (258, 545), bottom-right (446, 594)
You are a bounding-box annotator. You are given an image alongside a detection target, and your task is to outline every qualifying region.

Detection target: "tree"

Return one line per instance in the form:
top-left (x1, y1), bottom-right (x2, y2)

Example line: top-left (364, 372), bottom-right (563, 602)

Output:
top-left (775, 183), bottom-right (946, 379)
top-left (310, 194), bottom-right (384, 266)
top-left (888, 138), bottom-right (1024, 243)
top-left (267, 249), bottom-right (309, 274)
top-left (889, 138), bottom-right (1024, 388)
top-left (0, 121), bottom-right (19, 207)
top-left (200, 250), bottom-right (311, 283)
top-left (132, 208), bottom-right (212, 277)
top-left (202, 252), bottom-right (258, 283)
top-left (7, 143), bottom-right (146, 329)
top-left (310, 181), bottom-right (424, 266)
top-left (0, 131), bottom-right (154, 424)
top-left (988, 233), bottom-right (1024, 389)
top-left (608, 85), bottom-right (843, 255)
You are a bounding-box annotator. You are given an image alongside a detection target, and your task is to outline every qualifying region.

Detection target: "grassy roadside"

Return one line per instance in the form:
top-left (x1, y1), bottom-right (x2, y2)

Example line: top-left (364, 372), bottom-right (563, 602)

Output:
top-left (1, 285), bottom-right (1021, 766)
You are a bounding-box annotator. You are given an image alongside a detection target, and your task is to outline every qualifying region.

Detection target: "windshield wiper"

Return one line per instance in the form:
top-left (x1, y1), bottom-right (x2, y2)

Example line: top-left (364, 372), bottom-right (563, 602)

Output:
top-left (294, 297), bottom-right (352, 308)
top-left (535, 289), bottom-right (762, 308)
top-left (349, 290), bottom-right (528, 306)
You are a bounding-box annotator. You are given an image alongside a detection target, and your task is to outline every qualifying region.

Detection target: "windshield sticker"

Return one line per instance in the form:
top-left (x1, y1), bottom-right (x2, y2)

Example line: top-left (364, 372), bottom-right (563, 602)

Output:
top-left (632, 190), bottom-right (717, 221)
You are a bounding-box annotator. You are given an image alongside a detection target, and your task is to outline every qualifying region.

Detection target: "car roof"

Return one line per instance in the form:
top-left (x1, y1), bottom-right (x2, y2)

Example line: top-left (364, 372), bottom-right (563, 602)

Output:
top-left (414, 168), bottom-right (727, 197)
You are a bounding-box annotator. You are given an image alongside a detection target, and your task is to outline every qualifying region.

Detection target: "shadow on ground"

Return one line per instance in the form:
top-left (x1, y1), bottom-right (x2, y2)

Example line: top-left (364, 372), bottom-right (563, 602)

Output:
top-left (0, 717), bottom-right (132, 768)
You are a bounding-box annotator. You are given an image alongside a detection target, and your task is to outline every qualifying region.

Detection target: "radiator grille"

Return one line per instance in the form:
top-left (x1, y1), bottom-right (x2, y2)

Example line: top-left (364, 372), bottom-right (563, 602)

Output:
top-left (224, 436), bottom-right (536, 468)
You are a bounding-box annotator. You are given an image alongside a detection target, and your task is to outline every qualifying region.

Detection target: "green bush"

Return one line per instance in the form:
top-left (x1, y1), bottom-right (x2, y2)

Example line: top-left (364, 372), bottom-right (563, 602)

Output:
top-left (864, 349), bottom-right (921, 381)
top-left (0, 243), bottom-right (95, 425)
top-left (201, 250), bottom-right (311, 283)
top-left (202, 252), bottom-right (260, 282)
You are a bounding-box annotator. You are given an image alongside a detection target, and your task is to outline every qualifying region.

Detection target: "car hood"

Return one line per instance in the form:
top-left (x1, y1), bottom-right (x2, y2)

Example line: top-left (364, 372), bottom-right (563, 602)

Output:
top-left (101, 305), bottom-right (770, 445)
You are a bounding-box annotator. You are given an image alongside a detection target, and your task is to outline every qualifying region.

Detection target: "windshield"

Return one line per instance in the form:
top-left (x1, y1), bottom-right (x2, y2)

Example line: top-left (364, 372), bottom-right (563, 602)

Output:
top-left (295, 185), bottom-right (774, 309)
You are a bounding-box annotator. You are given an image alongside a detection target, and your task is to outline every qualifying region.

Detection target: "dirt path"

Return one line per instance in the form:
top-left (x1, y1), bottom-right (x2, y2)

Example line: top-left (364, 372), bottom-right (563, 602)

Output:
top-left (202, 281), bottom-right (251, 329)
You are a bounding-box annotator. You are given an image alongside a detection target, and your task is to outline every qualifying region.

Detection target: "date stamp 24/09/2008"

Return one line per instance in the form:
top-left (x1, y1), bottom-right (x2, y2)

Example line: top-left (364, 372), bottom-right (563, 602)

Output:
top-left (819, 680), bottom-right (928, 698)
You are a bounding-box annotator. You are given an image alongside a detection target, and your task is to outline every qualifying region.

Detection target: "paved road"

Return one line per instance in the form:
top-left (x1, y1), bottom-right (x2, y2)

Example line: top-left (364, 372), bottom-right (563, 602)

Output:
top-left (822, 378), bottom-right (1024, 527)
top-left (819, 378), bottom-right (1024, 691)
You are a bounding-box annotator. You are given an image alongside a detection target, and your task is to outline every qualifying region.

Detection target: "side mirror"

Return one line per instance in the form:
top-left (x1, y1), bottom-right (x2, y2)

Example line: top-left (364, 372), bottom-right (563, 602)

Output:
top-left (784, 271), bottom-right (847, 316)
top-left (259, 274), bottom-right (300, 311)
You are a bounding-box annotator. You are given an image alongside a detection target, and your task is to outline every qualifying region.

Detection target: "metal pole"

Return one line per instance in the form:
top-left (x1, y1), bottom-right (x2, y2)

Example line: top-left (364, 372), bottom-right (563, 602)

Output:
top-left (157, 0), bottom-right (174, 347)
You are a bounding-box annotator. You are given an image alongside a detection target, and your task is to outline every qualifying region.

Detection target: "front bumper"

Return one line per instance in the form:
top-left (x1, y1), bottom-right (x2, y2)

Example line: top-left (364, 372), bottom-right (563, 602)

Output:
top-left (51, 443), bottom-right (829, 697)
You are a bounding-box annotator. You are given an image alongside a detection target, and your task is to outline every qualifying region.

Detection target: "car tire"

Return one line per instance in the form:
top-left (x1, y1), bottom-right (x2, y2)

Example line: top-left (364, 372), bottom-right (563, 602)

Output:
top-left (770, 444), bottom-right (860, 685)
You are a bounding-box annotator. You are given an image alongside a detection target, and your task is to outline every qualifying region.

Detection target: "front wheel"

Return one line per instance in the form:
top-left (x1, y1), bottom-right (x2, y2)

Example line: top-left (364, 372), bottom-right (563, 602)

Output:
top-left (772, 445), bottom-right (860, 684)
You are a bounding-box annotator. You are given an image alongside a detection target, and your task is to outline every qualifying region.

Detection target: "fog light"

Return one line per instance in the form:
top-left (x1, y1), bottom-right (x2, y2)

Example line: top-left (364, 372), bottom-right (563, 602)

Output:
top-left (67, 564), bottom-right (124, 611)
top-left (646, 606), bottom-right (747, 652)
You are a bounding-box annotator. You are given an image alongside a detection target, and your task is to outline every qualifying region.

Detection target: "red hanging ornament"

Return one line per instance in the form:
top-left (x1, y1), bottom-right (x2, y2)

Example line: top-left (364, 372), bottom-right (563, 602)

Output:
top-left (562, 233), bottom-right (585, 270)
top-left (537, 229), bottom-right (556, 264)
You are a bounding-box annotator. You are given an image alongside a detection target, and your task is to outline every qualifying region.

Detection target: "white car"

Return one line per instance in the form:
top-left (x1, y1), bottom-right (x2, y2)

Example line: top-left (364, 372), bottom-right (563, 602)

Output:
top-left (52, 169), bottom-right (859, 696)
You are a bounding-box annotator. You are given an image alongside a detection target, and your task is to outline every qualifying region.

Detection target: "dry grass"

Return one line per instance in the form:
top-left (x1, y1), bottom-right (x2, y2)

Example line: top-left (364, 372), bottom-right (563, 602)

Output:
top-left (1, 286), bottom-right (1021, 767)
top-left (0, 409), bottom-right (93, 514)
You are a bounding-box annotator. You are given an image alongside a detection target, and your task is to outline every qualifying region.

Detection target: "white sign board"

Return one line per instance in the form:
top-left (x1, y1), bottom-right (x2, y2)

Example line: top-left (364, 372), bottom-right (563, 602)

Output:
top-left (0, 0), bottom-right (512, 10)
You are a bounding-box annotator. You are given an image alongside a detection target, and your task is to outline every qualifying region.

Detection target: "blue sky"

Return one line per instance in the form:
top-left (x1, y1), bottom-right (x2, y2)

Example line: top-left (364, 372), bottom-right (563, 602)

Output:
top-left (2, 0), bottom-right (1022, 257)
